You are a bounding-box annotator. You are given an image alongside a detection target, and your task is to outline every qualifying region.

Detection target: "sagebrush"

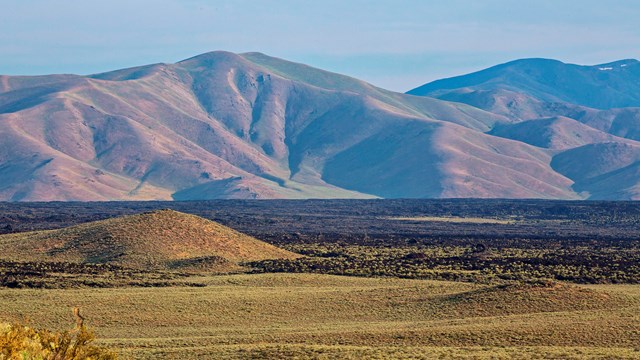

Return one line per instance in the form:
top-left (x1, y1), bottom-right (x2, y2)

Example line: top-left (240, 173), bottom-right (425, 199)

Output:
top-left (0, 320), bottom-right (117, 360)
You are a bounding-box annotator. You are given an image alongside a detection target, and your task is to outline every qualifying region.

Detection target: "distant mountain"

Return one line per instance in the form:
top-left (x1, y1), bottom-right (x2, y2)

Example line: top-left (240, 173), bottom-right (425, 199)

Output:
top-left (408, 58), bottom-right (640, 109)
top-left (1, 52), bottom-right (639, 200)
top-left (409, 58), bottom-right (640, 199)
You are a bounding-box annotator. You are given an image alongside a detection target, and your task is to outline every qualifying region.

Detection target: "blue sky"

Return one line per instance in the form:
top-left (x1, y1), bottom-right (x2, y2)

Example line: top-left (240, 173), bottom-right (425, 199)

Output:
top-left (2, 0), bottom-right (640, 91)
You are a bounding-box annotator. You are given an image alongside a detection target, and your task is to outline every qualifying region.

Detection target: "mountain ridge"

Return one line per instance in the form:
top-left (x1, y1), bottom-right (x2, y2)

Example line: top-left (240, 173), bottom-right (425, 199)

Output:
top-left (408, 57), bottom-right (640, 109)
top-left (1, 51), bottom-right (639, 200)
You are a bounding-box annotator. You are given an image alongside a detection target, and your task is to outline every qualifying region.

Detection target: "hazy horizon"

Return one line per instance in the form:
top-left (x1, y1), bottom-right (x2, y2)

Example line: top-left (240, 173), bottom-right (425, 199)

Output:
top-left (2, 0), bottom-right (640, 91)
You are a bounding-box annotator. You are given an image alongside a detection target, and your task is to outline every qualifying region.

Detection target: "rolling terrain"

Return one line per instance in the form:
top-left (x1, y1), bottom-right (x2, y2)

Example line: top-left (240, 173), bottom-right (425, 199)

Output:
top-left (1, 274), bottom-right (639, 359)
top-left (2, 199), bottom-right (640, 286)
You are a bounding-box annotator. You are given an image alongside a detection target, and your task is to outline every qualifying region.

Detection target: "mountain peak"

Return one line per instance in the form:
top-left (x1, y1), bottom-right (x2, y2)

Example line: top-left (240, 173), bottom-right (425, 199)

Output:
top-left (503, 58), bottom-right (566, 67)
top-left (409, 57), bottom-right (640, 109)
top-left (177, 50), bottom-right (247, 67)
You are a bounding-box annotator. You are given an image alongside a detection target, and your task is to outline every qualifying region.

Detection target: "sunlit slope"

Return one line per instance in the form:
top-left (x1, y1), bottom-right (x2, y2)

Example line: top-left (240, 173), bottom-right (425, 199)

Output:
top-left (0, 51), bottom-right (601, 200)
top-left (0, 210), bottom-right (300, 271)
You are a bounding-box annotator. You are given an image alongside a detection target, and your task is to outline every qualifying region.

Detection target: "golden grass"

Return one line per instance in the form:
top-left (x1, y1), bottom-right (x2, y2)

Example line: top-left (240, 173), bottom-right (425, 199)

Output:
top-left (0, 210), bottom-right (300, 272)
top-left (131, 345), bottom-right (640, 359)
top-left (388, 216), bottom-right (515, 224)
top-left (0, 274), bottom-right (638, 359)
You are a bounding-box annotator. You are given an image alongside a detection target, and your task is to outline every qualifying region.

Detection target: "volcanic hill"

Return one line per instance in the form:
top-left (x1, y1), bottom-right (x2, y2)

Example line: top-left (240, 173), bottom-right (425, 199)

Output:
top-left (0, 209), bottom-right (300, 271)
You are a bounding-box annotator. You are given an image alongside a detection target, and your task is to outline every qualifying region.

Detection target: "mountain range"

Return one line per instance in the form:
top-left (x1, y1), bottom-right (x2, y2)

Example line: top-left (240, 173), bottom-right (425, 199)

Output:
top-left (1, 52), bottom-right (639, 200)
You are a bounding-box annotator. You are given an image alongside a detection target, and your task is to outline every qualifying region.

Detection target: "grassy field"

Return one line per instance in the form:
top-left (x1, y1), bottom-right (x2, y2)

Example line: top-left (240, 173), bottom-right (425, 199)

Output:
top-left (1, 273), bottom-right (639, 359)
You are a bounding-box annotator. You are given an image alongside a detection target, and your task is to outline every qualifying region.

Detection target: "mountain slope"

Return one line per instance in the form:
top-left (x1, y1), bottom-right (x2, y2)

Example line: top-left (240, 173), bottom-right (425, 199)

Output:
top-left (323, 121), bottom-right (576, 199)
top-left (489, 116), bottom-right (631, 150)
top-left (408, 58), bottom-right (640, 199)
top-left (1, 51), bottom-right (586, 200)
top-left (7, 52), bottom-right (640, 200)
top-left (408, 59), bottom-right (640, 142)
top-left (550, 142), bottom-right (640, 199)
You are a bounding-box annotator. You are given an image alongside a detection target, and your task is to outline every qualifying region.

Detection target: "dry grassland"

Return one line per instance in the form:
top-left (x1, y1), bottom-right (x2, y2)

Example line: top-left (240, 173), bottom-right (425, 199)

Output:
top-left (1, 274), bottom-right (639, 359)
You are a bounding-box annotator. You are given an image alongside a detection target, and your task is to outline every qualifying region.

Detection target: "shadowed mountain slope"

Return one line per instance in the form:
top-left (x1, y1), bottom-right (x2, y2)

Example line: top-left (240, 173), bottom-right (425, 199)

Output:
top-left (0, 209), bottom-right (300, 271)
top-left (489, 116), bottom-right (631, 150)
top-left (551, 142), bottom-right (640, 199)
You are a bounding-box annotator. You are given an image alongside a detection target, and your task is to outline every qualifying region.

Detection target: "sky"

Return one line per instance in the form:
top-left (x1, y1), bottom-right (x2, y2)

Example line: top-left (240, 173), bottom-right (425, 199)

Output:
top-left (2, 0), bottom-right (640, 92)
